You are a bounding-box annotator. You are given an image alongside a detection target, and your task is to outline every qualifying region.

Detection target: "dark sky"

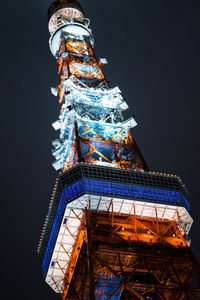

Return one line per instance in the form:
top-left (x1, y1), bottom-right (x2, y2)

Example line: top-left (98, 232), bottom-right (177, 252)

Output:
top-left (1, 0), bottom-right (200, 299)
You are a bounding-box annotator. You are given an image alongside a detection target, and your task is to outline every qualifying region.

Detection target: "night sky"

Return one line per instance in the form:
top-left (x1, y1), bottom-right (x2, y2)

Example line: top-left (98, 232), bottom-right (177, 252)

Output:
top-left (1, 0), bottom-right (200, 299)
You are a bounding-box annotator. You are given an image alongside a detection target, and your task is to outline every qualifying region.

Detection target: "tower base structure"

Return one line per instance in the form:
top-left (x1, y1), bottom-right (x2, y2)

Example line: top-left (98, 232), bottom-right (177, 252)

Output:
top-left (37, 164), bottom-right (200, 299)
top-left (65, 210), bottom-right (200, 300)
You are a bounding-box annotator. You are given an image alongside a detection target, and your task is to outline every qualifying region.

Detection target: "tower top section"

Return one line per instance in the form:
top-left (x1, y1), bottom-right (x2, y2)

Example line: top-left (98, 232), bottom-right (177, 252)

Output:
top-left (48, 0), bottom-right (85, 34)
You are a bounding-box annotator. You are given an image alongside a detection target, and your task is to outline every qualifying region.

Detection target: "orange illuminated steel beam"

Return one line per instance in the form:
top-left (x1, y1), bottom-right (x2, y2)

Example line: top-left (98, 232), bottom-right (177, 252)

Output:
top-left (62, 215), bottom-right (86, 300)
top-left (60, 209), bottom-right (189, 299)
top-left (73, 123), bottom-right (144, 169)
top-left (91, 210), bottom-right (188, 248)
top-left (56, 39), bottom-right (106, 105)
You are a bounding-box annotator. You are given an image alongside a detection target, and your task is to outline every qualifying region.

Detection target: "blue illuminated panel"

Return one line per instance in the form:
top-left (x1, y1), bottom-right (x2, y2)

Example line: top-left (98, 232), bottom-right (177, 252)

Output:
top-left (62, 179), bottom-right (190, 213)
top-left (64, 180), bottom-right (85, 201)
top-left (42, 194), bottom-right (66, 276)
top-left (83, 179), bottom-right (191, 212)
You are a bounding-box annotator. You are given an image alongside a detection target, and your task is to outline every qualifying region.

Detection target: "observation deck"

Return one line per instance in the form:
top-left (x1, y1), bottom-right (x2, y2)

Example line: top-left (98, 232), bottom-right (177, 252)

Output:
top-left (38, 163), bottom-right (192, 293)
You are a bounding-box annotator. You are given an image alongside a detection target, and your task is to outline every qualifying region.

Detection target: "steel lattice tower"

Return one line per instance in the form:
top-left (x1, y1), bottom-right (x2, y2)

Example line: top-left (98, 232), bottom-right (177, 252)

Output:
top-left (38, 1), bottom-right (200, 299)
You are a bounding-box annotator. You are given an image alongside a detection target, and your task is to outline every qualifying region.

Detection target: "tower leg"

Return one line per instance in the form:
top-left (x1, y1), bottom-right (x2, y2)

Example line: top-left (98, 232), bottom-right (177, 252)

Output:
top-left (86, 209), bottom-right (95, 300)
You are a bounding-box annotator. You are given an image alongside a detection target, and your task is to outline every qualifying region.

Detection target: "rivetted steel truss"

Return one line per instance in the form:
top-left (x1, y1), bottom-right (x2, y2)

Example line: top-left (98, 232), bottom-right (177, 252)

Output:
top-left (62, 210), bottom-right (200, 300)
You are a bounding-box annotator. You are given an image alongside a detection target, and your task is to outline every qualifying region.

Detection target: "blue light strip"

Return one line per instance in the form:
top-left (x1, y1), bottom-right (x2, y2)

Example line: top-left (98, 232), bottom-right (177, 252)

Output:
top-left (42, 179), bottom-right (191, 276)
top-left (42, 194), bottom-right (66, 276)
top-left (63, 179), bottom-right (190, 213)
top-left (83, 179), bottom-right (191, 212)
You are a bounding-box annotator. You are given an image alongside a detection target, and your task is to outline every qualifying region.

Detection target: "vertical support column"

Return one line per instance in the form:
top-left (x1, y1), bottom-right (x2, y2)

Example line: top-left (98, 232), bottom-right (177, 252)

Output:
top-left (177, 210), bottom-right (183, 238)
top-left (111, 199), bottom-right (114, 227)
top-left (133, 204), bottom-right (139, 241)
top-left (86, 198), bottom-right (95, 300)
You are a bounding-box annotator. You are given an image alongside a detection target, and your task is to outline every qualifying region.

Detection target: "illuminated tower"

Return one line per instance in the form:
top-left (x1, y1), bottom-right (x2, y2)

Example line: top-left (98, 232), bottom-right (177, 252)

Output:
top-left (38, 1), bottom-right (200, 299)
